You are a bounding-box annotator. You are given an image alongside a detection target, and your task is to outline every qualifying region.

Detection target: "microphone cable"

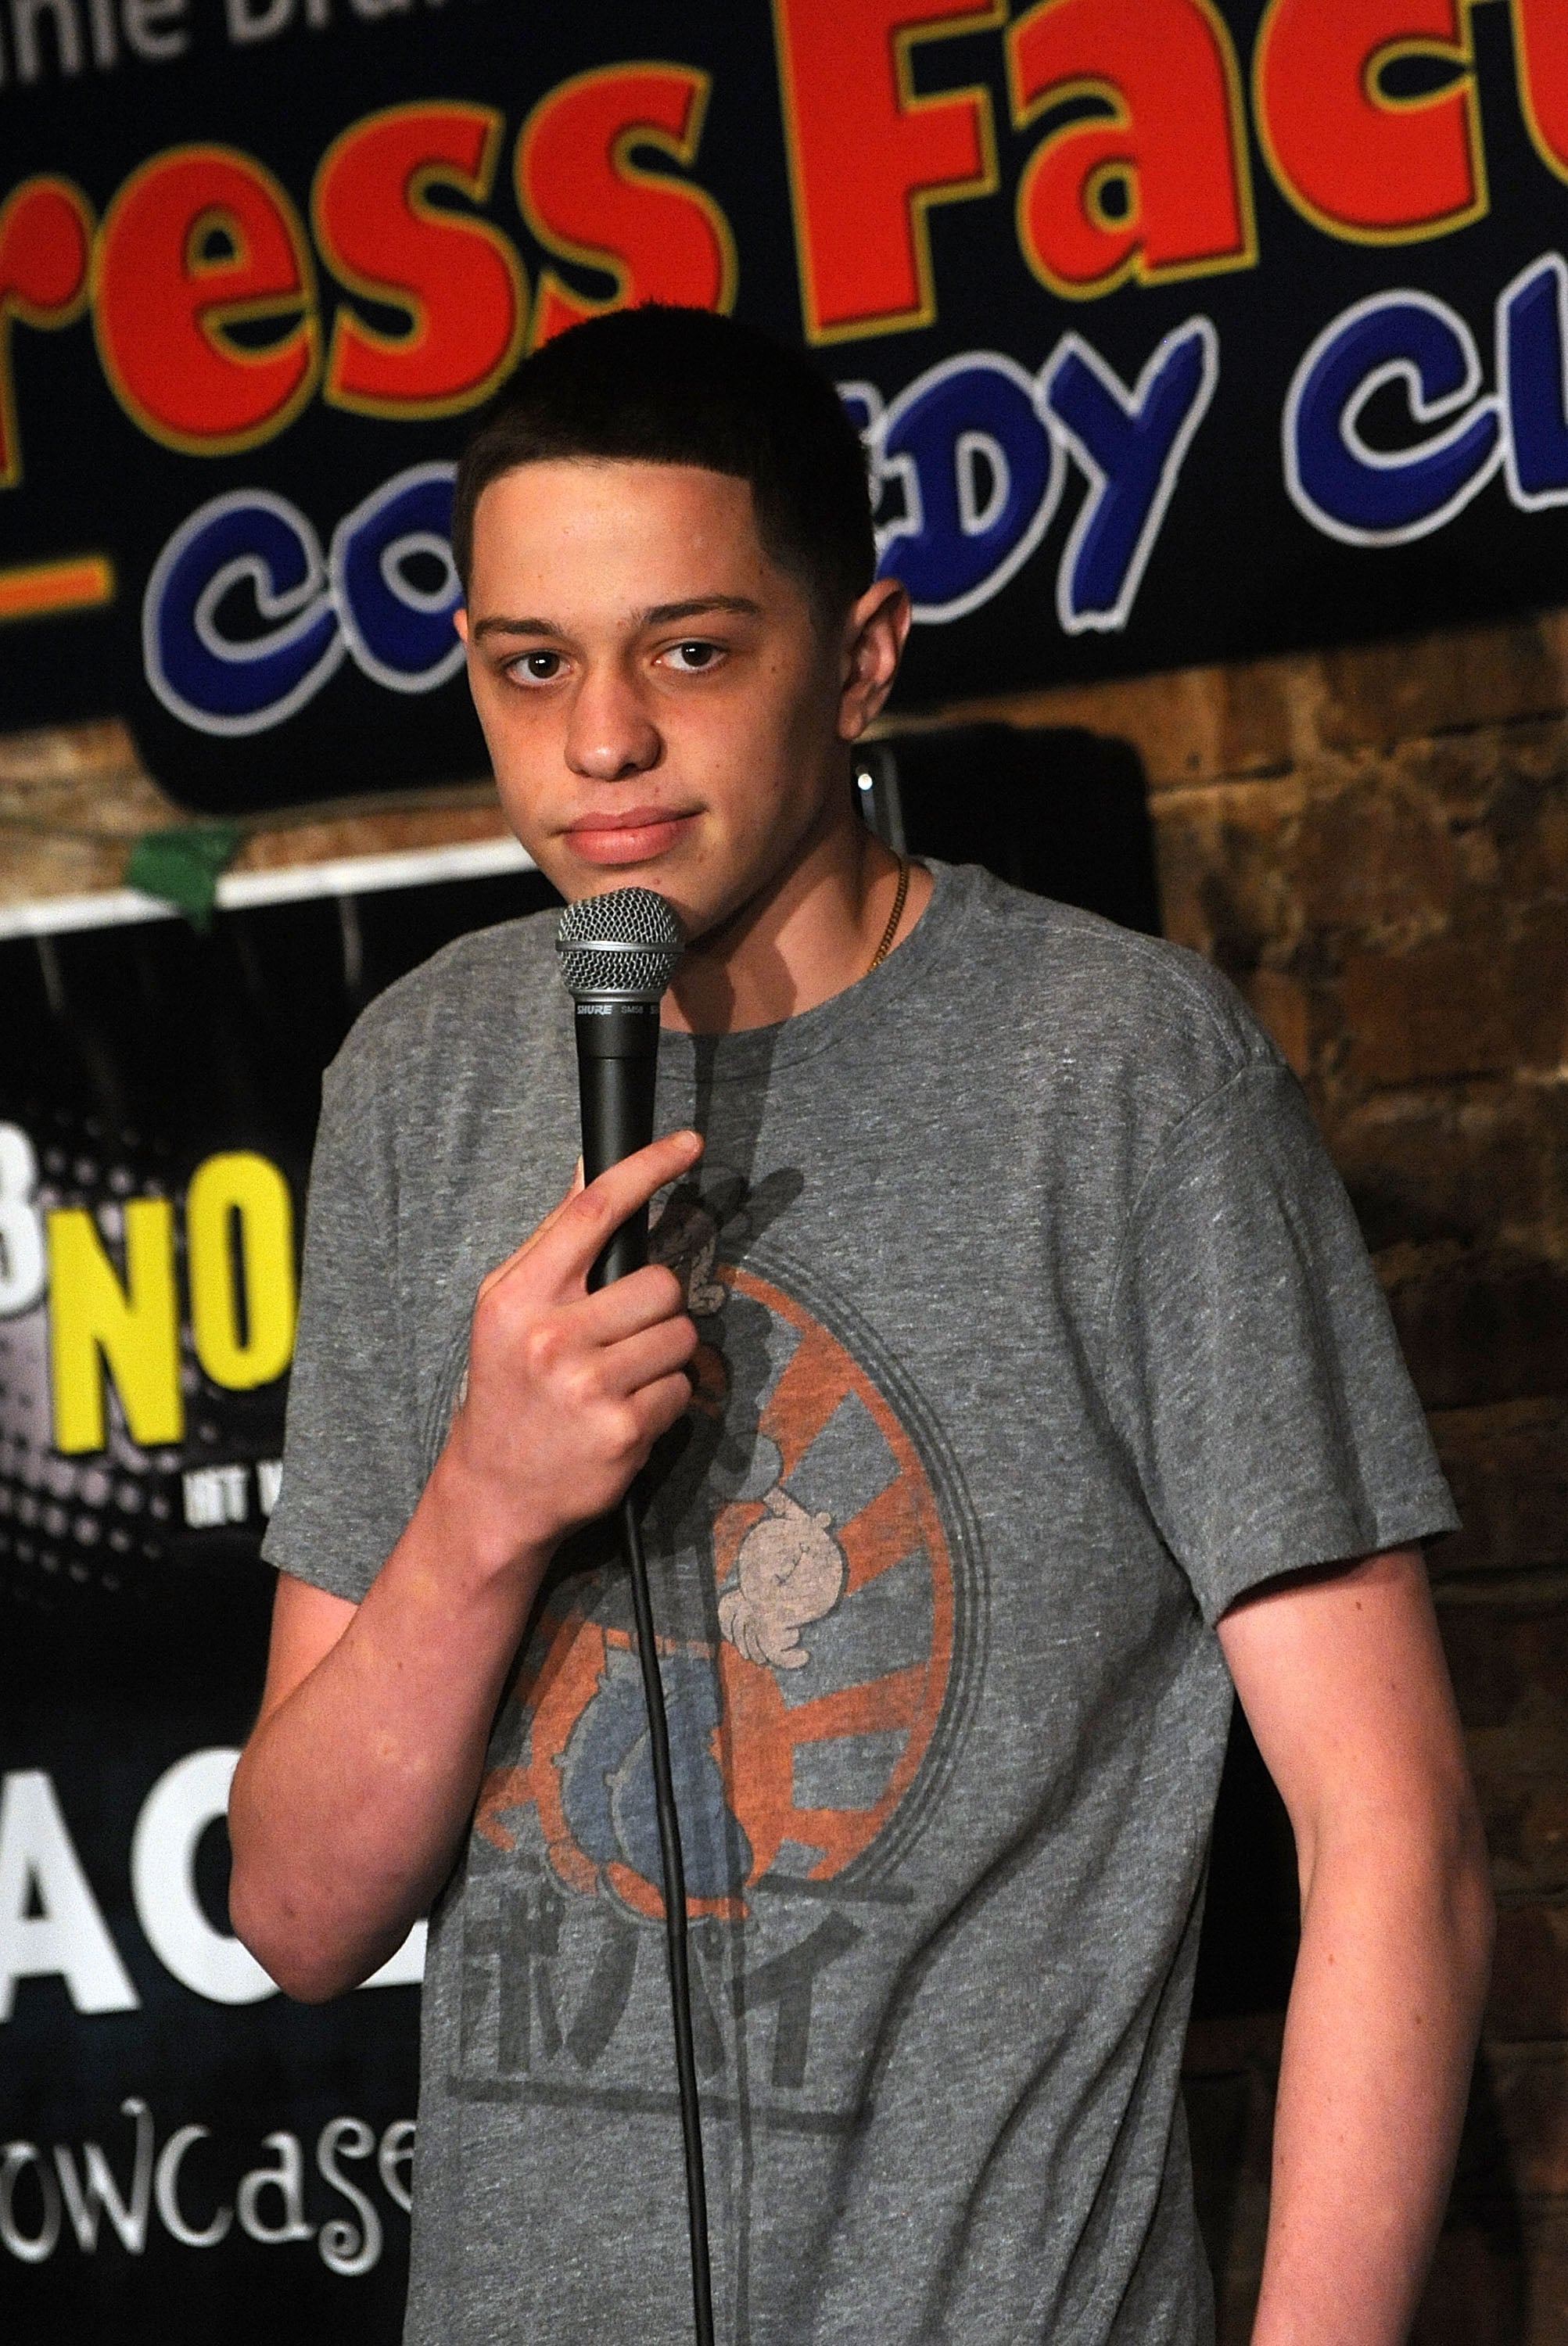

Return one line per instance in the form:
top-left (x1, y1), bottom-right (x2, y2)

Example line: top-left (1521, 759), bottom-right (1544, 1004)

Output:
top-left (619, 1490), bottom-right (716, 2346)
top-left (556, 886), bottom-right (716, 2346)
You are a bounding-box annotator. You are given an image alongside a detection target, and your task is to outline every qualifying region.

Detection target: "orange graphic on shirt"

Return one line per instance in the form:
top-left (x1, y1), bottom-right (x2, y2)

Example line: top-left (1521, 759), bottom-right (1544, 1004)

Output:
top-left (476, 1263), bottom-right (956, 1921)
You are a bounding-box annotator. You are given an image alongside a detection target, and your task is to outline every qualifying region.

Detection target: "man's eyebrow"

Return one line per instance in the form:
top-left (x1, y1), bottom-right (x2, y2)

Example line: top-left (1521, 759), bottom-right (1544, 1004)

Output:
top-left (470, 614), bottom-right (563, 642)
top-left (469, 595), bottom-right (763, 643)
top-left (640, 595), bottom-right (763, 626)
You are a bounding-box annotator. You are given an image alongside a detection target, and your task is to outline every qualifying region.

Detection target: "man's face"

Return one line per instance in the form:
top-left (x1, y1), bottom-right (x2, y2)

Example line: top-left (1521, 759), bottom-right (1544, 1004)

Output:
top-left (457, 459), bottom-right (881, 938)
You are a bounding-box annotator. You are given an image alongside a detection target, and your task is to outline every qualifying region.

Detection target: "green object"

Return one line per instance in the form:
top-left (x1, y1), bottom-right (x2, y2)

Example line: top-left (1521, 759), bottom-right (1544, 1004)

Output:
top-left (124, 823), bottom-right (243, 931)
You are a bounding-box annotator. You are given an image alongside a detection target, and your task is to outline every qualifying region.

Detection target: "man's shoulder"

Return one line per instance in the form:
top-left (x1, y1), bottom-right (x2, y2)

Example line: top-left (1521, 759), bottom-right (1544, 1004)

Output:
top-left (314, 906), bottom-right (565, 1147)
top-left (333, 905), bottom-right (560, 1071)
top-left (944, 863), bottom-right (1276, 1092)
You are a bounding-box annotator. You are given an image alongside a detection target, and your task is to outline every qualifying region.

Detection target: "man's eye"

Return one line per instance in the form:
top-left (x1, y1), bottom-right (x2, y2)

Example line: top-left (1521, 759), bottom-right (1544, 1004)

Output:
top-left (511, 651), bottom-right (561, 682)
top-left (666, 641), bottom-right (721, 672)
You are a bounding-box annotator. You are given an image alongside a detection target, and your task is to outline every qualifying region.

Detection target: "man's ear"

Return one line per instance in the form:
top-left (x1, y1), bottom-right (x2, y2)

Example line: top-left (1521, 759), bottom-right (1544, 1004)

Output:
top-left (837, 577), bottom-right (910, 741)
top-left (453, 606), bottom-right (470, 644)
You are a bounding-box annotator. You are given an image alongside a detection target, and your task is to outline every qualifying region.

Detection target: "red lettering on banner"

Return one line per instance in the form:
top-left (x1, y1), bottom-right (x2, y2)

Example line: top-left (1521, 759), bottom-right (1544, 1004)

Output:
top-left (92, 147), bottom-right (319, 454)
top-left (1254, 0), bottom-right (1488, 242)
top-left (314, 105), bottom-right (526, 417)
top-left (0, 177), bottom-right (92, 486)
top-left (770, 0), bottom-right (1004, 344)
top-left (1007, 0), bottom-right (1254, 300)
top-left (515, 66), bottom-right (735, 350)
top-left (1512, 0), bottom-right (1568, 184)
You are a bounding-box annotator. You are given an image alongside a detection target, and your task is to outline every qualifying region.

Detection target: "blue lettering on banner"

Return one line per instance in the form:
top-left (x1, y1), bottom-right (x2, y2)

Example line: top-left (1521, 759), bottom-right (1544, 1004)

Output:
top-left (844, 318), bottom-right (1220, 633)
top-left (1042, 319), bottom-right (1219, 636)
top-left (836, 382), bottom-right (881, 441)
top-left (145, 333), bottom-right (1228, 741)
top-left (1498, 253), bottom-right (1568, 510)
top-left (870, 351), bottom-right (1064, 623)
top-left (329, 464), bottom-right (466, 695)
top-left (144, 465), bottom-right (461, 738)
top-left (123, 256), bottom-right (1568, 741)
top-left (1284, 291), bottom-right (1503, 545)
top-left (142, 491), bottom-right (344, 740)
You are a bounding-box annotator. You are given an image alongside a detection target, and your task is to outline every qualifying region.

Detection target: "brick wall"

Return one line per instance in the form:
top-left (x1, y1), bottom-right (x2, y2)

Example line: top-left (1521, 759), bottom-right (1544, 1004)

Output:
top-left (2, 601), bottom-right (1565, 2337)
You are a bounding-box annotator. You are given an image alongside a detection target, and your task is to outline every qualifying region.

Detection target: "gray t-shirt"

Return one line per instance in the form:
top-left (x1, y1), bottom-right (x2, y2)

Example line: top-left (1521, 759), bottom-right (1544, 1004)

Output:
top-left (265, 860), bottom-right (1455, 2346)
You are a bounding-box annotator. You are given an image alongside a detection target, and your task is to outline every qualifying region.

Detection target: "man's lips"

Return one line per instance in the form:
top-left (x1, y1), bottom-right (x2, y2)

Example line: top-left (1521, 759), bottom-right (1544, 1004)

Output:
top-left (562, 807), bottom-right (698, 864)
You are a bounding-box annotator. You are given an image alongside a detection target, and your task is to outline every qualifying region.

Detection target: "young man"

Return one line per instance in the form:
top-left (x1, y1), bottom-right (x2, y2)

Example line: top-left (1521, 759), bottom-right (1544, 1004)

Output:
top-left (230, 307), bottom-right (1492, 2346)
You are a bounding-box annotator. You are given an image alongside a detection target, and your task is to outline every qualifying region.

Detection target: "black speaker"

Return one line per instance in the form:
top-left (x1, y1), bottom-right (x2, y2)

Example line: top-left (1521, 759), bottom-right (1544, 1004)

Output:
top-left (857, 721), bottom-right (1162, 937)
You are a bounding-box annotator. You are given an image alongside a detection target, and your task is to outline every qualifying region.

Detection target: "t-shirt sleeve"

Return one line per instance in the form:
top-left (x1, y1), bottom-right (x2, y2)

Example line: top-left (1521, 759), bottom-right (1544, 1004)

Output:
top-left (260, 1040), bottom-right (424, 1605)
top-left (1100, 1056), bottom-right (1458, 1625)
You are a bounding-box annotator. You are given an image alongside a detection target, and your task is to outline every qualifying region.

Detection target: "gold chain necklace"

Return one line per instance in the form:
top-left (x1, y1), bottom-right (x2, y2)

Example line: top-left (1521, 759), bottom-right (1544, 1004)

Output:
top-left (867, 856), bottom-right (910, 975)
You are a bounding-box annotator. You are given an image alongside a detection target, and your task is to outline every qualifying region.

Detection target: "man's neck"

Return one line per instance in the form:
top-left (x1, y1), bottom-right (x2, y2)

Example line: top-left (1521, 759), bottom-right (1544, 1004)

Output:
top-left (661, 809), bottom-right (930, 1035)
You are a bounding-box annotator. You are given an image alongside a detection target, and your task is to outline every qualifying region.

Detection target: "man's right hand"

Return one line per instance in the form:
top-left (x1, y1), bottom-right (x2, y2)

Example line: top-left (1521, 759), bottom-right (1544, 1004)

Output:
top-left (228, 1126), bottom-right (704, 2001)
top-left (436, 1126), bottom-right (704, 1573)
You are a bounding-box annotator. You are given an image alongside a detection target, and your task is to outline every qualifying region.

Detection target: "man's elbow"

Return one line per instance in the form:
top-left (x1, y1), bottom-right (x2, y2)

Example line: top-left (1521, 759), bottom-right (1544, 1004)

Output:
top-left (1306, 1768), bottom-right (1495, 2012)
top-left (227, 1860), bottom-right (368, 2005)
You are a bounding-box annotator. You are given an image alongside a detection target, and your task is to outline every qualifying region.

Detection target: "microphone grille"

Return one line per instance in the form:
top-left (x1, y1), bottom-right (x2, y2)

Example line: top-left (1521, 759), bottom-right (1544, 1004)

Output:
top-left (555, 885), bottom-right (685, 1002)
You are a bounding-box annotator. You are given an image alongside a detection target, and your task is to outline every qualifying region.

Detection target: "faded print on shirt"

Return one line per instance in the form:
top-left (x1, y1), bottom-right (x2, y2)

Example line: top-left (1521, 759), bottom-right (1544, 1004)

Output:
top-left (452, 1169), bottom-right (987, 2137)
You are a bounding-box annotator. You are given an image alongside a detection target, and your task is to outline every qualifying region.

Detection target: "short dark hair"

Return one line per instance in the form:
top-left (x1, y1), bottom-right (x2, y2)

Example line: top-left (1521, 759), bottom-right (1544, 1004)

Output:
top-left (451, 307), bottom-right (877, 619)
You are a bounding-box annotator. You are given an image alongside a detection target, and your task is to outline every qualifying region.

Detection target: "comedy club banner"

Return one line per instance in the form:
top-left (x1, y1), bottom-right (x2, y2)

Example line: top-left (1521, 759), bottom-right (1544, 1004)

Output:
top-left (5, 3), bottom-right (1568, 811)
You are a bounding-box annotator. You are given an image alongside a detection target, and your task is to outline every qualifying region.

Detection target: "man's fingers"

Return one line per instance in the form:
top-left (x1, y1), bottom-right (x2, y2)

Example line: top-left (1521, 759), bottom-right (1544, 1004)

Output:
top-left (536, 1129), bottom-right (704, 1285)
top-left (603, 1313), bottom-right (700, 1397)
top-left (634, 1371), bottom-right (702, 1447)
top-left (572, 1261), bottom-right (691, 1343)
top-left (476, 1150), bottom-right (626, 1304)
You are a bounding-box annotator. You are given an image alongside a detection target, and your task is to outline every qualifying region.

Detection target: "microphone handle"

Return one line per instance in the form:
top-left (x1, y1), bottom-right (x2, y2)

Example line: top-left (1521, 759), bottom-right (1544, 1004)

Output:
top-left (574, 999), bottom-right (661, 1290)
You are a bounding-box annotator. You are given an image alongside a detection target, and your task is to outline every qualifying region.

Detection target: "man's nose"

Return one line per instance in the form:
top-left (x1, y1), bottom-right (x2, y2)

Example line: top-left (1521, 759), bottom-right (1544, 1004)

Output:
top-left (565, 662), bottom-right (661, 780)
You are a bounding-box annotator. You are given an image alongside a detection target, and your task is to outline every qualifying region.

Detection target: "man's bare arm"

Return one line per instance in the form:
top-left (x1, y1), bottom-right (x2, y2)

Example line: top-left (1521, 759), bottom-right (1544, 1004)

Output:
top-left (228, 1129), bottom-right (702, 2001)
top-left (1217, 1547), bottom-right (1493, 2346)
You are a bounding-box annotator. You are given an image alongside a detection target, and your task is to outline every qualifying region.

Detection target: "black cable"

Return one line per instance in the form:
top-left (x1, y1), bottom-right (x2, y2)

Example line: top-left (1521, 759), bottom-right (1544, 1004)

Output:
top-left (557, 888), bottom-right (714, 2341)
top-left (619, 1489), bottom-right (716, 2346)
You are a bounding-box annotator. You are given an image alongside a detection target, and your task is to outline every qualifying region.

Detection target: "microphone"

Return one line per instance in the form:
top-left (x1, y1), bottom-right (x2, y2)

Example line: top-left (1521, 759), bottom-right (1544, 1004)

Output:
top-left (553, 881), bottom-right (714, 2346)
top-left (555, 884), bottom-right (686, 1289)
